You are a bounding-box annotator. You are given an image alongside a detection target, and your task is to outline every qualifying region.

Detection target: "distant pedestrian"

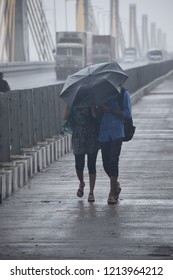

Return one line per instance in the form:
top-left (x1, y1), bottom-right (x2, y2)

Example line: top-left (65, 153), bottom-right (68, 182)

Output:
top-left (95, 86), bottom-right (132, 204)
top-left (63, 104), bottom-right (99, 202)
top-left (0, 72), bottom-right (10, 93)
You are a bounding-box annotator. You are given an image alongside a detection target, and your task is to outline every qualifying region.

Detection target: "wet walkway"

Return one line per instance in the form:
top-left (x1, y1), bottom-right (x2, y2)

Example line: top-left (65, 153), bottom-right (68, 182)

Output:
top-left (0, 76), bottom-right (173, 260)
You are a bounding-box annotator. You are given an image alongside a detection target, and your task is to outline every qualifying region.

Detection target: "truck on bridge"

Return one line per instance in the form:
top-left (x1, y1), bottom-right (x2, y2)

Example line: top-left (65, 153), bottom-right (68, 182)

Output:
top-left (54, 31), bottom-right (92, 80)
top-left (92, 35), bottom-right (115, 64)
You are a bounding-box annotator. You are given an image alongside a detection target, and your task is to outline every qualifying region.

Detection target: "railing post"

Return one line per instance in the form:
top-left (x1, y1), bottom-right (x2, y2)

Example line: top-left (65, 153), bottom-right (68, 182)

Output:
top-left (40, 87), bottom-right (50, 139)
top-left (0, 96), bottom-right (10, 162)
top-left (48, 85), bottom-right (59, 136)
top-left (32, 88), bottom-right (44, 142)
top-left (18, 90), bottom-right (31, 148)
top-left (56, 84), bottom-right (64, 135)
top-left (28, 89), bottom-right (36, 146)
top-left (8, 92), bottom-right (21, 155)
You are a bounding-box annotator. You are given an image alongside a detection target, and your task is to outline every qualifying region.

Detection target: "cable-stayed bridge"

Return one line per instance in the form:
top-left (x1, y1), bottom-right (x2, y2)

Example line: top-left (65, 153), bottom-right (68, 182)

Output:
top-left (0, 0), bottom-right (167, 64)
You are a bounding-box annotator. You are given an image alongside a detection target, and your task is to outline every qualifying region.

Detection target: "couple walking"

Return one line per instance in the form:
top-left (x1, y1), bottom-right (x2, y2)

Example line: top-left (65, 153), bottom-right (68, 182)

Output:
top-left (63, 86), bottom-right (132, 205)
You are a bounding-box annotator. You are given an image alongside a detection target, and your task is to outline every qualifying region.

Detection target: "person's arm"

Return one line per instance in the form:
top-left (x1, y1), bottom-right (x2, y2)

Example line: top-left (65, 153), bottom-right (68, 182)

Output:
top-left (109, 107), bottom-right (123, 118)
top-left (91, 106), bottom-right (98, 118)
top-left (63, 104), bottom-right (69, 120)
top-left (99, 104), bottom-right (123, 118)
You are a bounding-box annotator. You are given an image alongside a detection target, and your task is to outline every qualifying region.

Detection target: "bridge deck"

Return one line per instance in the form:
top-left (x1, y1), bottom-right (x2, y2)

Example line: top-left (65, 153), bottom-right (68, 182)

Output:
top-left (0, 76), bottom-right (173, 260)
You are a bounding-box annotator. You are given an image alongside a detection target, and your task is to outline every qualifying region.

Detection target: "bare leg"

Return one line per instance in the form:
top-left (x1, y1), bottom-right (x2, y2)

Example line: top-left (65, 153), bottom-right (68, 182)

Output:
top-left (110, 176), bottom-right (118, 196)
top-left (108, 176), bottom-right (121, 204)
top-left (76, 170), bottom-right (84, 185)
top-left (87, 152), bottom-right (97, 202)
top-left (76, 170), bottom-right (85, 197)
top-left (88, 173), bottom-right (96, 202)
top-left (75, 154), bottom-right (85, 197)
top-left (89, 173), bottom-right (96, 194)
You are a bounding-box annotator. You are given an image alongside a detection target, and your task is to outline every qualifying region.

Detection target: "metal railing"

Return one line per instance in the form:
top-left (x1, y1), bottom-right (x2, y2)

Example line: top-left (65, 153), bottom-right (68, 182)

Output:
top-left (0, 83), bottom-right (64, 163)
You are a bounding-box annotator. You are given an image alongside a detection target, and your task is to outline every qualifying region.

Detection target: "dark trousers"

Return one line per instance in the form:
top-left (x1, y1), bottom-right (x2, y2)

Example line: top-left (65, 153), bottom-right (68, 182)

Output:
top-left (75, 151), bottom-right (98, 174)
top-left (100, 139), bottom-right (122, 177)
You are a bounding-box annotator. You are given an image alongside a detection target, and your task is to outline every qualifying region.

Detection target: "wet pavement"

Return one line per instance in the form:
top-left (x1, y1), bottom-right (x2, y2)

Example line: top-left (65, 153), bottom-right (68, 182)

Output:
top-left (0, 76), bottom-right (173, 260)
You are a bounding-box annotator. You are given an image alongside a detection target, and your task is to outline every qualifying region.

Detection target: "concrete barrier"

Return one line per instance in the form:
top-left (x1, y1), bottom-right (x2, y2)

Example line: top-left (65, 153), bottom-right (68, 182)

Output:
top-left (0, 173), bottom-right (6, 202)
top-left (0, 134), bottom-right (72, 203)
top-left (131, 69), bottom-right (173, 105)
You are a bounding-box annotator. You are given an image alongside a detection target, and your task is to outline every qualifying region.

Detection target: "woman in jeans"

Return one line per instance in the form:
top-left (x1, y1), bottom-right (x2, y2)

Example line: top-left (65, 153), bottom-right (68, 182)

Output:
top-left (63, 105), bottom-right (99, 202)
top-left (97, 88), bottom-right (132, 204)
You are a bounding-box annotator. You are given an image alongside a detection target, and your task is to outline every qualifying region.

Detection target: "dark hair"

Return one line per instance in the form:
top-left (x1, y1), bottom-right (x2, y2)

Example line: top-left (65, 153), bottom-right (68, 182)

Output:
top-left (0, 72), bottom-right (3, 76)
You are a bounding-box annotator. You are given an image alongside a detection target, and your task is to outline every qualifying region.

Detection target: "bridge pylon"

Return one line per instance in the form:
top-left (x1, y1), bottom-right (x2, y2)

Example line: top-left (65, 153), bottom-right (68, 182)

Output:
top-left (150, 22), bottom-right (157, 49)
top-left (0, 0), bottom-right (16, 62)
top-left (129, 4), bottom-right (141, 57)
top-left (0, 0), bottom-right (54, 62)
top-left (76, 0), bottom-right (97, 33)
top-left (142, 14), bottom-right (150, 55)
top-left (110, 0), bottom-right (119, 59)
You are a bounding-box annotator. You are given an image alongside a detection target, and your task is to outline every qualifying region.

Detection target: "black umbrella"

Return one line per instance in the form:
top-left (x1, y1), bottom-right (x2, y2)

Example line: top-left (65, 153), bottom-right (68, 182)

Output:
top-left (60, 61), bottom-right (128, 107)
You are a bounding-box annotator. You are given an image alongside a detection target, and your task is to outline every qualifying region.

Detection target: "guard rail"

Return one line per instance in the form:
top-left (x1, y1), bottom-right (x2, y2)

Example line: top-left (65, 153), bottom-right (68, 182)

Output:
top-left (0, 61), bottom-right (55, 73)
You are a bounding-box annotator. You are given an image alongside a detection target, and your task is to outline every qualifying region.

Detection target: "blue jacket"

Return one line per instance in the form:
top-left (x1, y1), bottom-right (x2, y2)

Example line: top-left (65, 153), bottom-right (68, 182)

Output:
top-left (98, 90), bottom-right (132, 142)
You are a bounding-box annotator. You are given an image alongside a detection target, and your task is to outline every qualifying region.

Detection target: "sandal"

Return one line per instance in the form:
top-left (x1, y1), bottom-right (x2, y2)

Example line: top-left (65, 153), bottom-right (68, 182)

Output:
top-left (114, 186), bottom-right (121, 200)
top-left (107, 195), bottom-right (118, 205)
top-left (88, 193), bottom-right (95, 202)
top-left (107, 182), bottom-right (121, 204)
top-left (77, 182), bottom-right (85, 198)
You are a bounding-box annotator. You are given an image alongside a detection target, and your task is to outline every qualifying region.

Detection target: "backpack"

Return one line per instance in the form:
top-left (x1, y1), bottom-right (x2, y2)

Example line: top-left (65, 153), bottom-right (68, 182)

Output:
top-left (118, 88), bottom-right (136, 142)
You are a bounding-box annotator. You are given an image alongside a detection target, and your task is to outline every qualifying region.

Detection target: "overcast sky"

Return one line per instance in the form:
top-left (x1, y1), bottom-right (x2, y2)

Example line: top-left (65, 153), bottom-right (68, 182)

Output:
top-left (42, 0), bottom-right (173, 52)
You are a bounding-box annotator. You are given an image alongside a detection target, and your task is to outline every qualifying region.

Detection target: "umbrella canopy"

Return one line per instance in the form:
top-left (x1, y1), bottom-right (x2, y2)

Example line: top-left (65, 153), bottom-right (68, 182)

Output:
top-left (60, 61), bottom-right (128, 107)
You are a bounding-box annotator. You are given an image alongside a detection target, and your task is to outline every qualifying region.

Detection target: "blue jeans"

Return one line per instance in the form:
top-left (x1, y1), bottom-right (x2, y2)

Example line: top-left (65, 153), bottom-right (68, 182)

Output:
top-left (100, 139), bottom-right (122, 177)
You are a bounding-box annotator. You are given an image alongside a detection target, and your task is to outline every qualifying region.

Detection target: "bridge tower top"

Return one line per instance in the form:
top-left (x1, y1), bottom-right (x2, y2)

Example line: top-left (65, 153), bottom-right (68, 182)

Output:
top-left (0, 0), bottom-right (54, 62)
top-left (110, 0), bottom-right (119, 58)
top-left (76, 0), bottom-right (97, 34)
top-left (142, 14), bottom-right (150, 54)
top-left (129, 4), bottom-right (141, 57)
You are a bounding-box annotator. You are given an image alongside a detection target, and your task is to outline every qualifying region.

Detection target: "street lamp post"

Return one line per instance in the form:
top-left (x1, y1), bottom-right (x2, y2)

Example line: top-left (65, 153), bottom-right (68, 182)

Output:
top-left (53, 0), bottom-right (57, 39)
top-left (65, 0), bottom-right (75, 31)
top-left (97, 9), bottom-right (103, 35)
top-left (102, 12), bottom-right (110, 35)
top-left (65, 0), bottom-right (68, 31)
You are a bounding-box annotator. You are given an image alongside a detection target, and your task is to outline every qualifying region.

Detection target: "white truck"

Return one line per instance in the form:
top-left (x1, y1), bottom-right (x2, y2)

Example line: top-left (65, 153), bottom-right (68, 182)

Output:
top-left (92, 35), bottom-right (115, 64)
top-left (54, 31), bottom-right (93, 80)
